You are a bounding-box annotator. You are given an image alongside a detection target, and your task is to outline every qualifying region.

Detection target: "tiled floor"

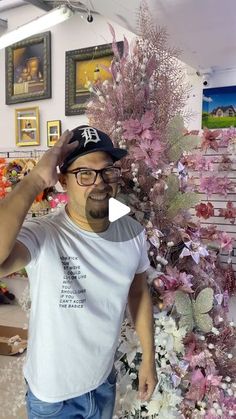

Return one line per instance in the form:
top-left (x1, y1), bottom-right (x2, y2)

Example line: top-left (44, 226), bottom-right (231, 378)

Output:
top-left (0, 304), bottom-right (28, 419)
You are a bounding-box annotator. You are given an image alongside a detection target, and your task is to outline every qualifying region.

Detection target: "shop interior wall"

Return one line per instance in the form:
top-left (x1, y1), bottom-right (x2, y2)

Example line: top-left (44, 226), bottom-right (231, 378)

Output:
top-left (0, 4), bottom-right (136, 150)
top-left (2, 4), bottom-right (236, 320)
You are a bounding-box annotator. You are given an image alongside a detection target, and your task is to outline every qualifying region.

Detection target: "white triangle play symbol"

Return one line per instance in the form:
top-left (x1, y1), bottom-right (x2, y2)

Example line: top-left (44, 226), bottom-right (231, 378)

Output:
top-left (109, 197), bottom-right (130, 222)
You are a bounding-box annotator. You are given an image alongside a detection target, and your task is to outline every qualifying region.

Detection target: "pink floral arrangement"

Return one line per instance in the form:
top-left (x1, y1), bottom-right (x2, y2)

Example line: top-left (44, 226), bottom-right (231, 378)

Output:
top-left (86, 11), bottom-right (236, 417)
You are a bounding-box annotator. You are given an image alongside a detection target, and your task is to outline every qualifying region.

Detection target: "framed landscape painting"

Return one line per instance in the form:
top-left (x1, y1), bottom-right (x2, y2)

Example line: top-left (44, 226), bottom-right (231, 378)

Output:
top-left (65, 41), bottom-right (123, 115)
top-left (6, 31), bottom-right (51, 105)
top-left (202, 85), bottom-right (236, 128)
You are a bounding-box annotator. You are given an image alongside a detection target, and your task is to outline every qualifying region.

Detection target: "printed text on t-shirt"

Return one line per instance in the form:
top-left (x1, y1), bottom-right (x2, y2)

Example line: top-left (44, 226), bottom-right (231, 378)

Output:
top-left (59, 256), bottom-right (87, 309)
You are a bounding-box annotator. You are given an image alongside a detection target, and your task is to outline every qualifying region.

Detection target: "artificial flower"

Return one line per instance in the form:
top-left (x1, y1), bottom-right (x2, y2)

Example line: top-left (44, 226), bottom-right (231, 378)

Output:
top-left (220, 126), bottom-right (236, 147)
top-left (180, 241), bottom-right (209, 264)
top-left (158, 267), bottom-right (194, 301)
top-left (119, 328), bottom-right (141, 365)
top-left (116, 371), bottom-right (134, 395)
top-left (219, 201), bottom-right (236, 223)
top-left (48, 193), bottom-right (68, 209)
top-left (147, 227), bottom-right (164, 248)
top-left (186, 154), bottom-right (216, 171)
top-left (218, 232), bottom-right (234, 252)
top-left (147, 386), bottom-right (182, 418)
top-left (201, 128), bottom-right (221, 151)
top-left (200, 225), bottom-right (218, 241)
top-left (200, 176), bottom-right (217, 197)
top-left (186, 368), bottom-right (206, 401)
top-left (216, 177), bottom-right (235, 196)
top-left (122, 110), bottom-right (155, 140)
top-left (119, 388), bottom-right (141, 415)
top-left (195, 202), bottom-right (214, 219)
top-left (130, 142), bottom-right (162, 169)
top-left (218, 155), bottom-right (233, 171)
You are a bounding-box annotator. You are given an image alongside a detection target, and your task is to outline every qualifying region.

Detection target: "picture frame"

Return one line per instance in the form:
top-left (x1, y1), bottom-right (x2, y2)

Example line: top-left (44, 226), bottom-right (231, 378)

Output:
top-left (65, 41), bottom-right (123, 115)
top-left (47, 120), bottom-right (62, 147)
top-left (15, 106), bottom-right (40, 146)
top-left (202, 85), bottom-right (236, 128)
top-left (6, 31), bottom-right (51, 105)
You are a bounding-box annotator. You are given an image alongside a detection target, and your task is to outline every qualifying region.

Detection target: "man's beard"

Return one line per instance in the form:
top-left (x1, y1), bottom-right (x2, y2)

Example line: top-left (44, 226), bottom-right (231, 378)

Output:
top-left (88, 207), bottom-right (109, 219)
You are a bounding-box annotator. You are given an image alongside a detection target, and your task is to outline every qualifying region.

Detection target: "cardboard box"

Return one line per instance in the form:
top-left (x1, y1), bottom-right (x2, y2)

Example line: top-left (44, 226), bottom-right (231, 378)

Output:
top-left (0, 325), bottom-right (28, 355)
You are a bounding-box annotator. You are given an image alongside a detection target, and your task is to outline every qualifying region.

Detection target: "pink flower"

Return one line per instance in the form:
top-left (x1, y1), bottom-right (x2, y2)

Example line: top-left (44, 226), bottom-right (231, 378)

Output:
top-left (219, 126), bottom-right (236, 147)
top-left (216, 177), bottom-right (235, 196)
top-left (200, 176), bottom-right (217, 197)
top-left (131, 140), bottom-right (162, 168)
top-left (201, 128), bottom-right (221, 151)
top-left (219, 201), bottom-right (236, 223)
top-left (218, 232), bottom-right (234, 252)
top-left (186, 369), bottom-right (206, 401)
top-left (49, 193), bottom-right (68, 209)
top-left (159, 266), bottom-right (193, 292)
top-left (185, 154), bottom-right (216, 171)
top-left (122, 110), bottom-right (156, 141)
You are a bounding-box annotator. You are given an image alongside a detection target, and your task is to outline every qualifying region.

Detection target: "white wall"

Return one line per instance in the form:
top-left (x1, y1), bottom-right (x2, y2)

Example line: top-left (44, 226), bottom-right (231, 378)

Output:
top-left (207, 68), bottom-right (236, 88)
top-left (184, 66), bottom-right (203, 130)
top-left (0, 4), bottom-right (136, 150)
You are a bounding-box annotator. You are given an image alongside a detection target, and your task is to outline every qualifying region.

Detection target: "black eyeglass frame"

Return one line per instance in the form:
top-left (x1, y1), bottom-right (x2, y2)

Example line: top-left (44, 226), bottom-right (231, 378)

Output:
top-left (66, 166), bottom-right (122, 186)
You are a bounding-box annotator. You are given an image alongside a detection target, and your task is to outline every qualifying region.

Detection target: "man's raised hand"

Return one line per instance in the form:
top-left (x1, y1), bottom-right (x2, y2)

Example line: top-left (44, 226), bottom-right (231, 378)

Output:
top-left (30, 130), bottom-right (78, 188)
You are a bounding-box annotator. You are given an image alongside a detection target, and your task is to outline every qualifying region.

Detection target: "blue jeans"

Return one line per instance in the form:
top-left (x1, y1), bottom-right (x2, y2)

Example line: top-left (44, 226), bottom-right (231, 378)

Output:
top-left (25, 367), bottom-right (117, 419)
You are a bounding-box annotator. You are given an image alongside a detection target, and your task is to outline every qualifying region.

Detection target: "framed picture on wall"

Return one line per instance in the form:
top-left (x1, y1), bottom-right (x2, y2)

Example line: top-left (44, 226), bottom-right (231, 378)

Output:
top-left (6, 31), bottom-right (51, 105)
top-left (202, 85), bottom-right (236, 129)
top-left (15, 106), bottom-right (40, 146)
top-left (65, 41), bottom-right (123, 115)
top-left (47, 120), bottom-right (62, 147)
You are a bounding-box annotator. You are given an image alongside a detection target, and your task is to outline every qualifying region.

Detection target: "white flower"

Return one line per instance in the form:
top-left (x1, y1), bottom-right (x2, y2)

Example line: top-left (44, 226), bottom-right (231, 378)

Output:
top-left (147, 387), bottom-right (182, 417)
top-left (154, 313), bottom-right (186, 354)
top-left (119, 328), bottom-right (141, 365)
top-left (121, 389), bottom-right (141, 414)
top-left (117, 372), bottom-right (134, 395)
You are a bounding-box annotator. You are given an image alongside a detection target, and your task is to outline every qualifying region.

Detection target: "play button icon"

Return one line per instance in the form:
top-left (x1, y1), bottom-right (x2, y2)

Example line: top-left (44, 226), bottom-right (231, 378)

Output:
top-left (108, 197), bottom-right (130, 222)
top-left (85, 191), bottom-right (144, 242)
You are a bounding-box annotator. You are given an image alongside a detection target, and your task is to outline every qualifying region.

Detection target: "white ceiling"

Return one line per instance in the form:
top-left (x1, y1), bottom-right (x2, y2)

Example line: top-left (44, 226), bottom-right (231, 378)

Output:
top-left (1, 0), bottom-right (236, 73)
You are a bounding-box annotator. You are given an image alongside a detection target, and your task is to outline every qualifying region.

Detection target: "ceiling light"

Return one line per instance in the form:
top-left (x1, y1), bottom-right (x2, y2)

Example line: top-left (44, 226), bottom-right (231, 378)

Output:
top-left (0, 6), bottom-right (74, 49)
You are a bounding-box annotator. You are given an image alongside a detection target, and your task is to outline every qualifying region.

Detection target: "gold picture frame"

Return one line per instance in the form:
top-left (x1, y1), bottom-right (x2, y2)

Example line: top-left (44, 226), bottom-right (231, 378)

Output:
top-left (47, 120), bottom-right (61, 147)
top-left (6, 31), bottom-right (51, 105)
top-left (15, 106), bottom-right (40, 146)
top-left (65, 41), bottom-right (123, 115)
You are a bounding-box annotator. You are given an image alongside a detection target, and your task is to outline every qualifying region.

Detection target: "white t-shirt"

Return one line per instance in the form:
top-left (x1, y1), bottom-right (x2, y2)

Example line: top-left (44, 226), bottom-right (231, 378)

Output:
top-left (17, 207), bottom-right (150, 402)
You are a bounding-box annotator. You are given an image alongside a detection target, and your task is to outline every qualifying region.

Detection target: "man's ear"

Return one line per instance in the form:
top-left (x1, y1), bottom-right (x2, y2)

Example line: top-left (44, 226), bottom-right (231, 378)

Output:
top-left (58, 173), bottom-right (67, 191)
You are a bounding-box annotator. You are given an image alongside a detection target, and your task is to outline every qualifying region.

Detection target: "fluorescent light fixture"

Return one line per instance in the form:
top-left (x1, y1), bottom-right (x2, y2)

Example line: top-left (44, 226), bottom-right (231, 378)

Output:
top-left (0, 6), bottom-right (74, 49)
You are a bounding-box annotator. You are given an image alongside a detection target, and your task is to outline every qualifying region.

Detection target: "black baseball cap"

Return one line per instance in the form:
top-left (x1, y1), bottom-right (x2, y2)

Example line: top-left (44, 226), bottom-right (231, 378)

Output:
top-left (60, 125), bottom-right (128, 173)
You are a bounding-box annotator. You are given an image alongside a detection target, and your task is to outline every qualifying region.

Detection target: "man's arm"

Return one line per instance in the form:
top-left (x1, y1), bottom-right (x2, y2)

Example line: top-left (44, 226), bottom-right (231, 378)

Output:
top-left (0, 130), bottom-right (76, 275)
top-left (0, 174), bottom-right (46, 269)
top-left (128, 271), bottom-right (157, 401)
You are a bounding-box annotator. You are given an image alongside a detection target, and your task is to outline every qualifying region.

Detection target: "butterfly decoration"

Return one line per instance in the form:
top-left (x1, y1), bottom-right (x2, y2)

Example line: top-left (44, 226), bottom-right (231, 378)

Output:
top-left (179, 240), bottom-right (209, 264)
top-left (175, 287), bottom-right (214, 333)
top-left (177, 161), bottom-right (188, 179)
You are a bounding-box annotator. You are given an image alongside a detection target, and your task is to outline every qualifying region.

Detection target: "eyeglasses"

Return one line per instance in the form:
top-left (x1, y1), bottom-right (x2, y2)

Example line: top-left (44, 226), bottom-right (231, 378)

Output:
top-left (66, 166), bottom-right (121, 186)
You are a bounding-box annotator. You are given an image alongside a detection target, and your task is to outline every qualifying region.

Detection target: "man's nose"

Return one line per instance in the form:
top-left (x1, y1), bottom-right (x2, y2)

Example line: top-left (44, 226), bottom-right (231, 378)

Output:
top-left (94, 172), bottom-right (106, 186)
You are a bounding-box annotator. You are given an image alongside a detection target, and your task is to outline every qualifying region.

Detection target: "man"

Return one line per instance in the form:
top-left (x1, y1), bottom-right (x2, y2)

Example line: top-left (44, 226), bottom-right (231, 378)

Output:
top-left (0, 126), bottom-right (157, 418)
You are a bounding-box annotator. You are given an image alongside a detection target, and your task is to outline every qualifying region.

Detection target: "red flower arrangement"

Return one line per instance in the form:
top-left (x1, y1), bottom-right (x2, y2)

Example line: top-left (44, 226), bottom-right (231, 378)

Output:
top-left (195, 202), bottom-right (214, 219)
